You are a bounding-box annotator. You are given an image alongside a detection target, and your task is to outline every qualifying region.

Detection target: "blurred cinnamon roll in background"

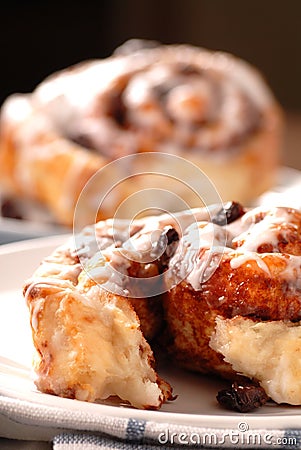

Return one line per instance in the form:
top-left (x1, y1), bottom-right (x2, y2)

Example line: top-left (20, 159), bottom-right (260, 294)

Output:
top-left (0, 40), bottom-right (282, 227)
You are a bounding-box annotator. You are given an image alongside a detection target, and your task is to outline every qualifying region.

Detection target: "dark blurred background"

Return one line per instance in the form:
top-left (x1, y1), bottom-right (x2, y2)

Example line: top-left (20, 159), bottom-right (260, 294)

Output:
top-left (1, 0), bottom-right (301, 164)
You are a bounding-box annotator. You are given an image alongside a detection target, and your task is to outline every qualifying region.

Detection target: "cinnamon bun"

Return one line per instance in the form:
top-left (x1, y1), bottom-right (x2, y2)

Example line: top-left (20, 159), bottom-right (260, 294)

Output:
top-left (1, 41), bottom-right (282, 227)
top-left (23, 216), bottom-right (176, 409)
top-left (22, 206), bottom-right (215, 408)
top-left (24, 203), bottom-right (301, 408)
top-left (164, 203), bottom-right (301, 405)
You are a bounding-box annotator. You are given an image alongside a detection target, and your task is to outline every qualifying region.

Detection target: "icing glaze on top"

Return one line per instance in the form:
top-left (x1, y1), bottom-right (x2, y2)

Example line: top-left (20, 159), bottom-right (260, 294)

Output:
top-left (25, 205), bottom-right (220, 301)
top-left (232, 206), bottom-right (301, 252)
top-left (169, 205), bottom-right (301, 290)
top-left (26, 205), bottom-right (301, 301)
top-left (7, 44), bottom-right (275, 171)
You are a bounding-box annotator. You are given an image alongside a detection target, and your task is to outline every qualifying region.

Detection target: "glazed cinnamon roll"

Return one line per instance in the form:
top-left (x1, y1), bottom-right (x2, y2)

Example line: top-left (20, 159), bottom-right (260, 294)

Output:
top-left (24, 203), bottom-right (301, 408)
top-left (23, 215), bottom-right (176, 409)
top-left (22, 205), bottom-right (216, 408)
top-left (1, 41), bottom-right (282, 226)
top-left (164, 203), bottom-right (301, 405)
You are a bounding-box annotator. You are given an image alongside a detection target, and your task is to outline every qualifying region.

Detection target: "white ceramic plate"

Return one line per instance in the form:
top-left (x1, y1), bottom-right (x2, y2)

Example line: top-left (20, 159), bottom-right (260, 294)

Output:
top-left (1, 235), bottom-right (301, 433)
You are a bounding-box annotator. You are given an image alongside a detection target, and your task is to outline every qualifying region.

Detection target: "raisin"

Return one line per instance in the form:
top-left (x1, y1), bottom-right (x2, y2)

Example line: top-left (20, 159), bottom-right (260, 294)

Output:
top-left (107, 91), bottom-right (126, 126)
top-left (70, 132), bottom-right (97, 152)
top-left (1, 198), bottom-right (23, 220)
top-left (178, 63), bottom-right (202, 76)
top-left (155, 227), bottom-right (179, 271)
top-left (217, 380), bottom-right (269, 413)
top-left (212, 201), bottom-right (245, 226)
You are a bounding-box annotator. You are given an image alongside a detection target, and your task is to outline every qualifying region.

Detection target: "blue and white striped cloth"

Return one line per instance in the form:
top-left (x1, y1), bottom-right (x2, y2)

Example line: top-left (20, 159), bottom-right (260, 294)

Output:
top-left (0, 394), bottom-right (300, 449)
top-left (52, 419), bottom-right (301, 449)
top-left (53, 421), bottom-right (301, 449)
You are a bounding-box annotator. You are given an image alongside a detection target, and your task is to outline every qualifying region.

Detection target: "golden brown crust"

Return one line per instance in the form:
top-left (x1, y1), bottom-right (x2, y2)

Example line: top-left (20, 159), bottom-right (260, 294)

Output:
top-left (162, 254), bottom-right (301, 378)
top-left (162, 284), bottom-right (233, 378)
top-left (0, 115), bottom-right (104, 226)
top-left (163, 205), bottom-right (301, 383)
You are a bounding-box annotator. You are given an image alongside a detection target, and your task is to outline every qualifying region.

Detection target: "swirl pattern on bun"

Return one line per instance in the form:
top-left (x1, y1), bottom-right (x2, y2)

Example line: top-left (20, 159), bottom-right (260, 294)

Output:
top-left (0, 41), bottom-right (282, 226)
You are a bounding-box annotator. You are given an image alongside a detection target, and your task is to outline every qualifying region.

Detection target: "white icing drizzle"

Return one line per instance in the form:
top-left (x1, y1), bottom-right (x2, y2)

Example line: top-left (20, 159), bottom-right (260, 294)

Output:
top-left (1, 94), bottom-right (33, 125)
top-left (168, 221), bottom-right (229, 289)
top-left (34, 261), bottom-right (81, 281)
top-left (25, 278), bottom-right (75, 331)
top-left (30, 299), bottom-right (44, 332)
top-left (10, 43), bottom-right (275, 165)
top-left (233, 206), bottom-right (300, 253)
top-left (170, 205), bottom-right (301, 289)
top-left (0, 44), bottom-right (279, 227)
top-left (25, 278), bottom-right (76, 300)
top-left (26, 205), bottom-right (301, 304)
top-left (279, 254), bottom-right (301, 290)
top-left (72, 206), bottom-right (223, 295)
top-left (229, 251), bottom-right (271, 275)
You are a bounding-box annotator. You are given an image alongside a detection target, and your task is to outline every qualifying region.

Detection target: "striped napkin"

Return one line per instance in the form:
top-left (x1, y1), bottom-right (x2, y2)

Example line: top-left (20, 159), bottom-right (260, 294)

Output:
top-left (0, 393), bottom-right (300, 449)
top-left (53, 421), bottom-right (301, 449)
